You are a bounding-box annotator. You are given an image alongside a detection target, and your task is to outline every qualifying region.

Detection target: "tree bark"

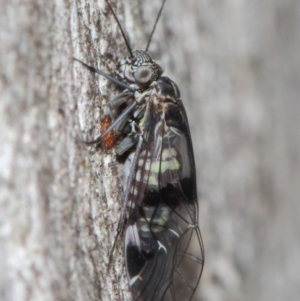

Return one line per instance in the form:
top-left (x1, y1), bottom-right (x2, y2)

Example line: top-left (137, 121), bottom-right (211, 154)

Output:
top-left (1, 1), bottom-right (300, 301)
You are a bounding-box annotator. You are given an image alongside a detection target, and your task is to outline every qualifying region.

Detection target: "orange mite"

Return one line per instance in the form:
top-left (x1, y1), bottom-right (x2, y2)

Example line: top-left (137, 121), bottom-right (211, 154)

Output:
top-left (101, 115), bottom-right (115, 150)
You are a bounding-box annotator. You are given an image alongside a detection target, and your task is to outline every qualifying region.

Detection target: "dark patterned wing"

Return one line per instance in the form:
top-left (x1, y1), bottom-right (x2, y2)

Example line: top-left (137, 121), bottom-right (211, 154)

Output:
top-left (125, 77), bottom-right (204, 301)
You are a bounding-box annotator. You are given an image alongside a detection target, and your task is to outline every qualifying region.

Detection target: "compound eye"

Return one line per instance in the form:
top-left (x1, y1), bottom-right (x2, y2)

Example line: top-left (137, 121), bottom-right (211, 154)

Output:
top-left (134, 66), bottom-right (153, 84)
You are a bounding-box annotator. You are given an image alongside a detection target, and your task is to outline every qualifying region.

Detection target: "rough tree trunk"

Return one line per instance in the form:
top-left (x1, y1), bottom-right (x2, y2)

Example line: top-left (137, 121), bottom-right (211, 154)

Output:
top-left (0, 1), bottom-right (299, 301)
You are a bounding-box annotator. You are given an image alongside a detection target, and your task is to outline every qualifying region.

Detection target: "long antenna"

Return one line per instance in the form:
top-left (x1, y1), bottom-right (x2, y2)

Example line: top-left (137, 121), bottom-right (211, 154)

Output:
top-left (74, 58), bottom-right (135, 91)
top-left (145, 0), bottom-right (167, 52)
top-left (104, 0), bottom-right (133, 58)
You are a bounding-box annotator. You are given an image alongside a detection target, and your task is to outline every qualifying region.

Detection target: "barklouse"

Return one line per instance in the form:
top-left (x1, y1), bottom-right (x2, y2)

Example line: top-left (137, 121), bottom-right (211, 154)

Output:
top-left (75, 1), bottom-right (204, 300)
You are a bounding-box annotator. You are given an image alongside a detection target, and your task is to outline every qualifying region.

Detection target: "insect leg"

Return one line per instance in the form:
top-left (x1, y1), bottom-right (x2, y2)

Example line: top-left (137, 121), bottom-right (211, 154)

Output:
top-left (108, 91), bottom-right (133, 122)
top-left (116, 133), bottom-right (138, 156)
top-left (84, 101), bottom-right (137, 146)
top-left (109, 91), bottom-right (133, 109)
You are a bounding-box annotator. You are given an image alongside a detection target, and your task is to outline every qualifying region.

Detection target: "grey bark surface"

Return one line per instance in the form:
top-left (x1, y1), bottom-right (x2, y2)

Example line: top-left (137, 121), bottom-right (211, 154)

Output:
top-left (0, 0), bottom-right (299, 301)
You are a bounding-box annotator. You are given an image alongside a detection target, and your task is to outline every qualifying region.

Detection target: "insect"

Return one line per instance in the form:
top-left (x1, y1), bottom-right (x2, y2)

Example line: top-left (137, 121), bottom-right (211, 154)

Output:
top-left (75, 0), bottom-right (204, 300)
